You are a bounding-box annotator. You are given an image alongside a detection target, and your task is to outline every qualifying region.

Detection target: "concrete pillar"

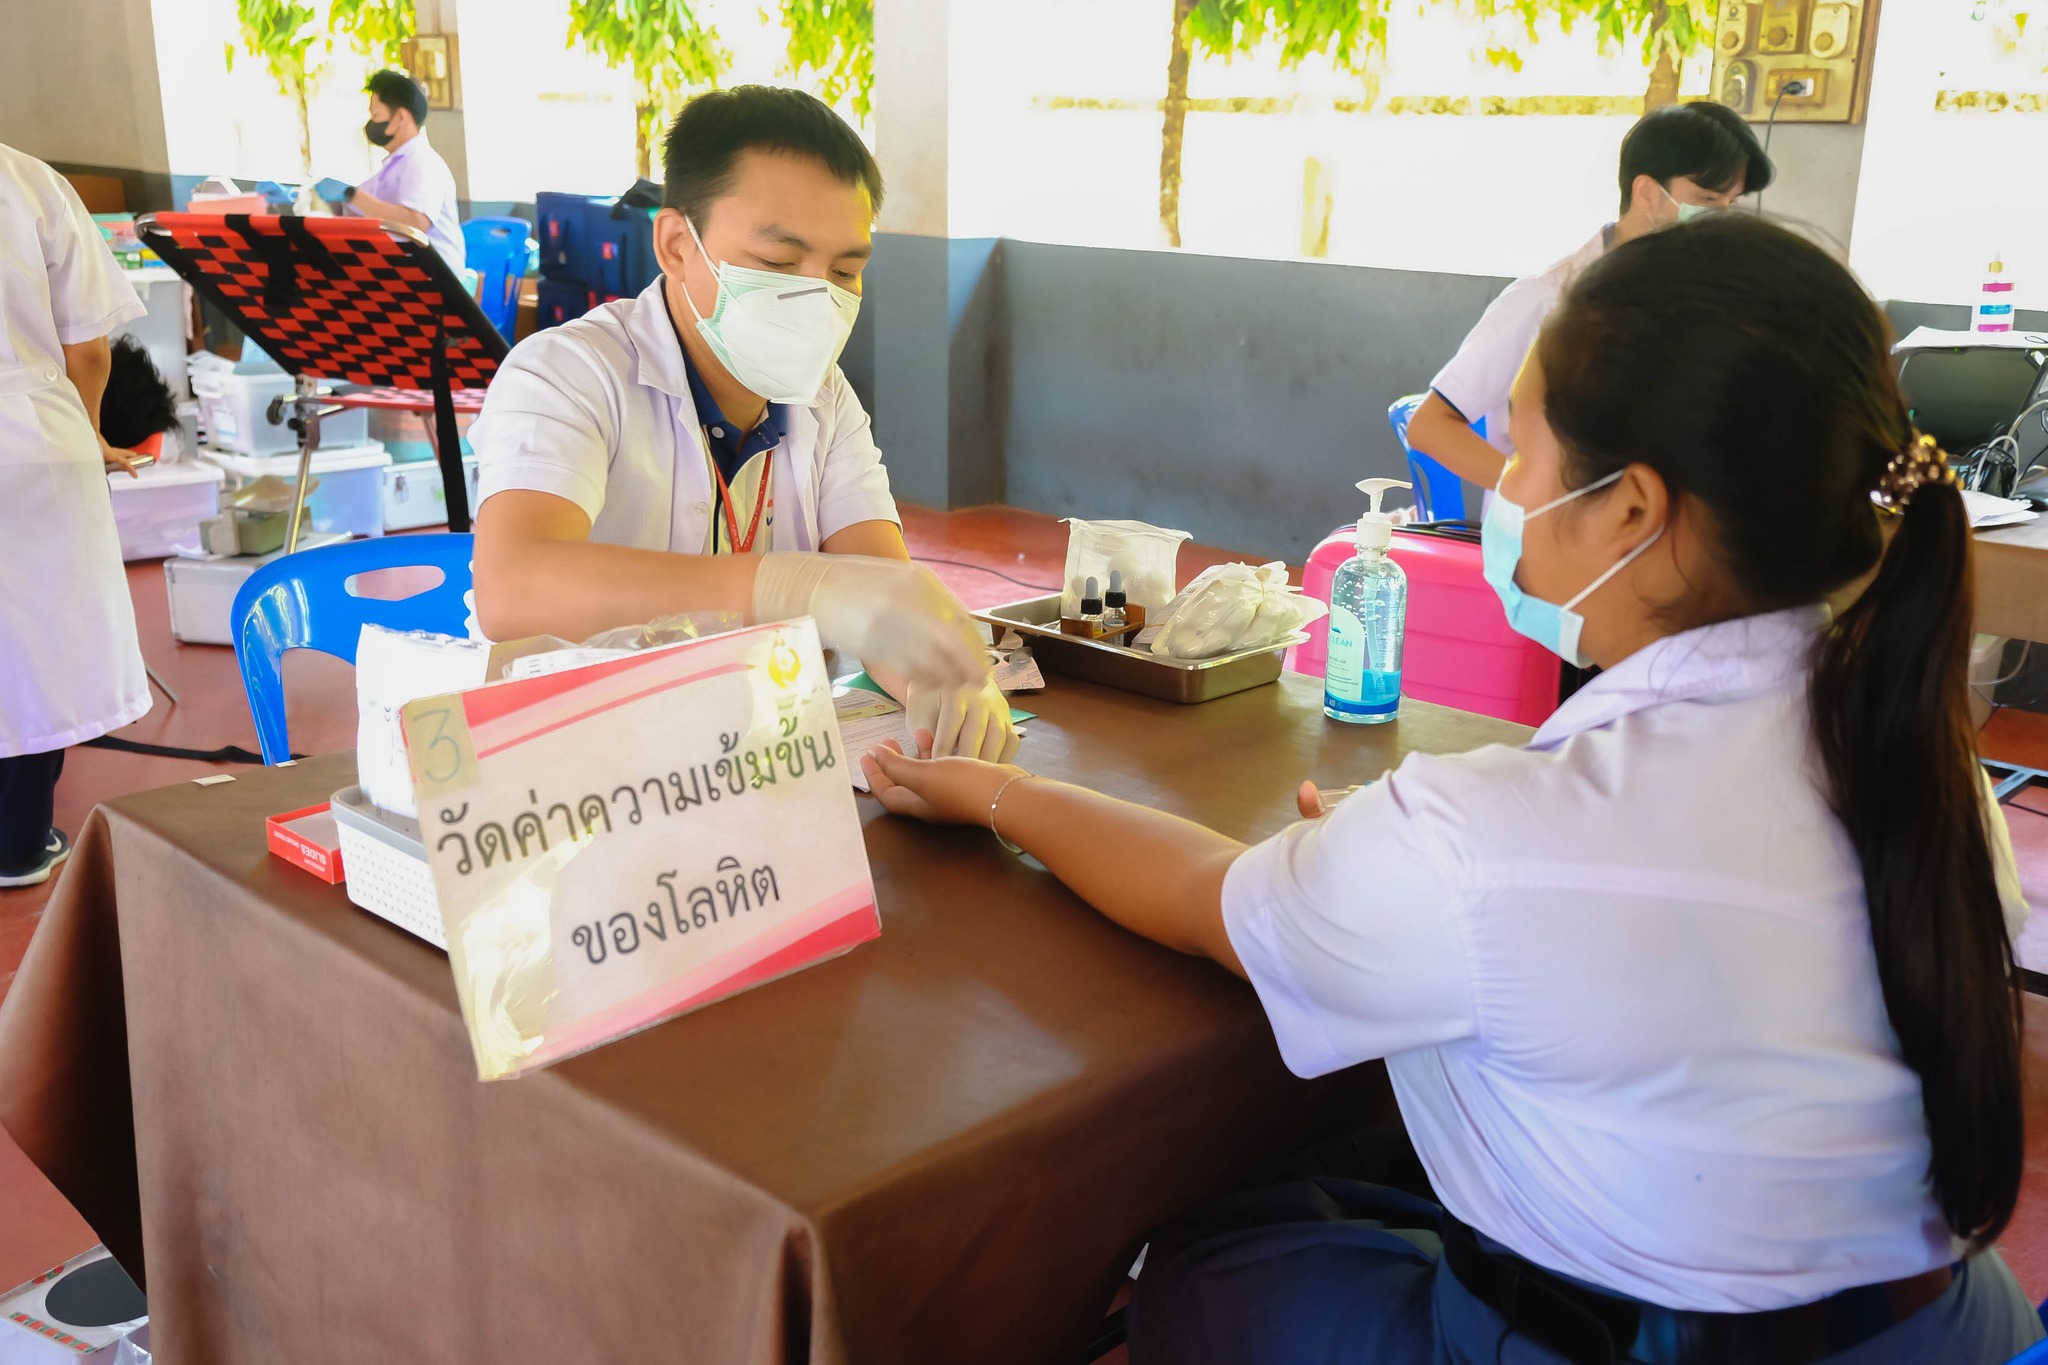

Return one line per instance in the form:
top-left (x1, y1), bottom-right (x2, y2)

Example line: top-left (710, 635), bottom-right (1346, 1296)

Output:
top-left (1756, 122), bottom-right (1866, 255)
top-left (424, 0), bottom-right (471, 203)
top-left (862, 0), bottom-right (1005, 511)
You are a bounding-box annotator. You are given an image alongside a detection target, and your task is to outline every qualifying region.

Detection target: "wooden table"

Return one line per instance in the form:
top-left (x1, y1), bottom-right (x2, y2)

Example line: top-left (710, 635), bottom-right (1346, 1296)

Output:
top-left (0, 674), bottom-right (1527, 1365)
top-left (1976, 517), bottom-right (2048, 646)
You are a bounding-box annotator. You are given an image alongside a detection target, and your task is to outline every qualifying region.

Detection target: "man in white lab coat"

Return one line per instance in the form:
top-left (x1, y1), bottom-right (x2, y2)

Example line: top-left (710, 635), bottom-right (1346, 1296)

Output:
top-left (0, 144), bottom-right (150, 888)
top-left (472, 86), bottom-right (1011, 762)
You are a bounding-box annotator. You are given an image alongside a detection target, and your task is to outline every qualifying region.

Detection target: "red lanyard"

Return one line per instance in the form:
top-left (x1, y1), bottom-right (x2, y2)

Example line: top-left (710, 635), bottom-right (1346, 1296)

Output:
top-left (706, 428), bottom-right (772, 555)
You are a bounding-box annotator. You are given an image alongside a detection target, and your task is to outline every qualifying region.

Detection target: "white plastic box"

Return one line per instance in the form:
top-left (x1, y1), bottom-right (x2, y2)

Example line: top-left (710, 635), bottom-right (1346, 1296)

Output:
top-left (188, 365), bottom-right (367, 457)
top-left (163, 531), bottom-right (349, 645)
top-left (383, 456), bottom-right (482, 532)
top-left (106, 461), bottom-right (225, 561)
top-left (200, 442), bottom-right (392, 540)
top-left (331, 785), bottom-right (447, 949)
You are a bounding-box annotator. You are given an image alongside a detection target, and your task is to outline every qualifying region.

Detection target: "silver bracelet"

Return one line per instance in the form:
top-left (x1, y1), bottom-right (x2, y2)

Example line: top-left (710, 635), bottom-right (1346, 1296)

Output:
top-left (989, 773), bottom-right (1037, 855)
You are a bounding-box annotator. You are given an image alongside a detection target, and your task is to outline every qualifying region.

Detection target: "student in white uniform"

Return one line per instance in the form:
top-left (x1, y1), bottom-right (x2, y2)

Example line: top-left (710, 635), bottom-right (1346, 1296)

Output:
top-left (0, 144), bottom-right (150, 888)
top-left (859, 215), bottom-right (2043, 1363)
top-left (472, 87), bottom-right (1010, 762)
top-left (1409, 102), bottom-right (1772, 490)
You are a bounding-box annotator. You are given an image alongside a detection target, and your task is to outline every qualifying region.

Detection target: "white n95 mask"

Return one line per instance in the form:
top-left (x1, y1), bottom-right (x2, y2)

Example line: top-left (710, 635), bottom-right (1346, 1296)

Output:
top-left (1480, 469), bottom-right (1663, 669)
top-left (679, 215), bottom-right (860, 404)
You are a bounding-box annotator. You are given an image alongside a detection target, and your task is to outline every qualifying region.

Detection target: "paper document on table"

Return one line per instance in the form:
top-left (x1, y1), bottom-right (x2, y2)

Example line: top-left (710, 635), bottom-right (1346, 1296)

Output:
top-left (1894, 326), bottom-right (2048, 354)
top-left (1963, 489), bottom-right (2040, 530)
top-left (836, 685), bottom-right (915, 792)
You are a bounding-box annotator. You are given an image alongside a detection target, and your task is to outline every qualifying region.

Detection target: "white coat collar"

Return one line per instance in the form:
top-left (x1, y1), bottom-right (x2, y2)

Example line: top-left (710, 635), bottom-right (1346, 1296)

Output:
top-left (626, 275), bottom-right (693, 401)
top-left (1530, 606), bottom-right (1828, 750)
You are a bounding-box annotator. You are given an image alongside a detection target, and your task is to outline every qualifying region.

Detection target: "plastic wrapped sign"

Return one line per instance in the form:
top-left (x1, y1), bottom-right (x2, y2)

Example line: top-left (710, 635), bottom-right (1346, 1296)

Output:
top-left (401, 618), bottom-right (878, 1080)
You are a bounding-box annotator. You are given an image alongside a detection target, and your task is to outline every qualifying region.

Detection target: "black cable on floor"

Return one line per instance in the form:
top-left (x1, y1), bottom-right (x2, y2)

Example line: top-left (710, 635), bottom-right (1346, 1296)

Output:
top-left (914, 556), bottom-right (1061, 593)
top-left (82, 736), bottom-right (283, 765)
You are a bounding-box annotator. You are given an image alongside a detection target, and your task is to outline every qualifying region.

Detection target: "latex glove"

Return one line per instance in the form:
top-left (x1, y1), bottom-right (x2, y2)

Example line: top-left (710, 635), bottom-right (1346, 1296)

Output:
top-left (314, 177), bottom-right (353, 207)
top-left (754, 553), bottom-right (988, 691)
top-left (905, 674), bottom-right (1019, 763)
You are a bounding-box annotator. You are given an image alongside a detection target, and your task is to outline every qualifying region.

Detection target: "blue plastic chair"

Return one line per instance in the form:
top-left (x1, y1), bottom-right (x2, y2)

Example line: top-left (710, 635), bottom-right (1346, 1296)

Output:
top-left (1387, 394), bottom-right (1475, 523)
top-left (461, 216), bottom-right (533, 339)
top-left (232, 535), bottom-right (475, 764)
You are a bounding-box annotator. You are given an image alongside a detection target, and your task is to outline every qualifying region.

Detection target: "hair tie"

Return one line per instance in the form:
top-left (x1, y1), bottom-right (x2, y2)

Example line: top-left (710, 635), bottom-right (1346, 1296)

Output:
top-left (1876, 433), bottom-right (1957, 511)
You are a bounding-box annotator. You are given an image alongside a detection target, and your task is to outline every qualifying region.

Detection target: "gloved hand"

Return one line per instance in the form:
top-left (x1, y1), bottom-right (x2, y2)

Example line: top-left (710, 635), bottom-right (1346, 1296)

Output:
top-left (905, 674), bottom-right (1019, 763)
top-left (754, 553), bottom-right (988, 692)
top-left (313, 177), bottom-right (353, 207)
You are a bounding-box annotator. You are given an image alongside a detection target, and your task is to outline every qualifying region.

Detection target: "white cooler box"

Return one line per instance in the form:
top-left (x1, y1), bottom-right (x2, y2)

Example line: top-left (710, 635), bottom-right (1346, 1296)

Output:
top-left (189, 365), bottom-right (368, 457)
top-left (106, 461), bottom-right (225, 561)
top-left (164, 531), bottom-right (349, 645)
top-left (383, 455), bottom-right (482, 532)
top-left (200, 442), bottom-right (391, 539)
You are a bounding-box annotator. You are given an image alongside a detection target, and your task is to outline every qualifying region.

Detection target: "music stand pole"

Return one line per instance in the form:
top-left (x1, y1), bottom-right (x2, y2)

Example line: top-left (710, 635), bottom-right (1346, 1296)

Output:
top-left (284, 374), bottom-right (322, 553)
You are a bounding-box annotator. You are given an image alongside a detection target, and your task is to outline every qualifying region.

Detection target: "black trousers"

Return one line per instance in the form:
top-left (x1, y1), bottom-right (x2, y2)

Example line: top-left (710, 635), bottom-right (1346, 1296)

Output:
top-left (0, 748), bottom-right (64, 871)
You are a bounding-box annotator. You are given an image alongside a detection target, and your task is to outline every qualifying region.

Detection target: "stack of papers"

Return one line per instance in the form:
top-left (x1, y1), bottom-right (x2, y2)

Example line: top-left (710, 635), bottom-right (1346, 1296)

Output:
top-left (1894, 326), bottom-right (2048, 354)
top-left (1962, 489), bottom-right (2039, 530)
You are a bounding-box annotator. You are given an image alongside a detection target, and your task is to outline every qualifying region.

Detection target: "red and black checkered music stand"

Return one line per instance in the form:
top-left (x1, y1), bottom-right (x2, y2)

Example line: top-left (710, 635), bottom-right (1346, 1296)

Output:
top-left (135, 212), bottom-right (507, 544)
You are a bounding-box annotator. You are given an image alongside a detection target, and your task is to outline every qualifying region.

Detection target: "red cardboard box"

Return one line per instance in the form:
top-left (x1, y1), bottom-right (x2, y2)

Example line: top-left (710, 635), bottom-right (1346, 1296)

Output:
top-left (267, 803), bottom-right (345, 884)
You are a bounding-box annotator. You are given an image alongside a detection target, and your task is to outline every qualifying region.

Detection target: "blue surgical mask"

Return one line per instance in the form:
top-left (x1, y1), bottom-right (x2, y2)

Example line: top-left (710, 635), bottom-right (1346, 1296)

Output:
top-left (1481, 470), bottom-right (1664, 669)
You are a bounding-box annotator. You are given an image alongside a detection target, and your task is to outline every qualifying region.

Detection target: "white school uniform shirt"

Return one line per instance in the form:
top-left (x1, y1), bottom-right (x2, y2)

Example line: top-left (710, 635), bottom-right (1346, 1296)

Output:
top-left (351, 130), bottom-right (465, 273)
top-left (1430, 226), bottom-right (1610, 456)
top-left (1222, 607), bottom-right (2029, 1313)
top-left (0, 143), bottom-right (149, 758)
top-left (470, 277), bottom-right (898, 556)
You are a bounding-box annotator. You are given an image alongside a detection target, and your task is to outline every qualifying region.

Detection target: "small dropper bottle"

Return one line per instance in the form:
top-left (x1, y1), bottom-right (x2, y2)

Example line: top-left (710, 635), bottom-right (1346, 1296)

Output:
top-left (1102, 570), bottom-right (1129, 635)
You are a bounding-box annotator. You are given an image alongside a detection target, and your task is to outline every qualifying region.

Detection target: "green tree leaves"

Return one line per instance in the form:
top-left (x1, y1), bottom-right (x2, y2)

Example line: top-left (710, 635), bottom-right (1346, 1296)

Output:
top-left (779, 0), bottom-right (873, 120)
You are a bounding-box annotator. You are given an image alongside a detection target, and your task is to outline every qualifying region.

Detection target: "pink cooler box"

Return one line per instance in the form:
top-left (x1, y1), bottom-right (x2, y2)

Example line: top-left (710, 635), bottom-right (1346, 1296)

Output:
top-left (1294, 525), bottom-right (1559, 728)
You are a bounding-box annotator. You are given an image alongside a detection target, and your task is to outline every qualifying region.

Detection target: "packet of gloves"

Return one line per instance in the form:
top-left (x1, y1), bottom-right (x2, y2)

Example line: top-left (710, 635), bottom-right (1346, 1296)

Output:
top-left (355, 612), bottom-right (745, 818)
top-left (1147, 561), bottom-right (1328, 661)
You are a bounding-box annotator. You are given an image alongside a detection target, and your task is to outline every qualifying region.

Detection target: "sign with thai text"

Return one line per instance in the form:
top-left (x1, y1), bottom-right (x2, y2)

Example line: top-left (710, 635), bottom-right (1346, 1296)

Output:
top-left (403, 619), bottom-right (877, 1079)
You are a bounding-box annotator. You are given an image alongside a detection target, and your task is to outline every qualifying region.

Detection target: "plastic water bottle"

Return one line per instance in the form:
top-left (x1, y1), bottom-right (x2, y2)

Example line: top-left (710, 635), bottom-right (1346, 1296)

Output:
top-left (1325, 478), bottom-right (1409, 725)
top-left (1977, 252), bottom-right (2015, 333)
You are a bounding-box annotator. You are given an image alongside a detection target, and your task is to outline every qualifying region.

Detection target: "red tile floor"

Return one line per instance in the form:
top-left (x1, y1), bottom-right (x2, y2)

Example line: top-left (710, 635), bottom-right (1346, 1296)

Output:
top-left (5, 504), bottom-right (2048, 1347)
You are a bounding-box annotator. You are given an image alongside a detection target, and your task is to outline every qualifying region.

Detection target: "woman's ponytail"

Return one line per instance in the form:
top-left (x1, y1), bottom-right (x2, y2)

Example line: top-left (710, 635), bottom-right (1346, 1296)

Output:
top-left (1808, 442), bottom-right (2023, 1247)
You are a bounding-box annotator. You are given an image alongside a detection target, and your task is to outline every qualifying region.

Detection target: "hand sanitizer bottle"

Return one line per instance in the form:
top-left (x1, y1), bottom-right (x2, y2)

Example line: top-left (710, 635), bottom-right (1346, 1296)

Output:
top-left (1325, 478), bottom-right (1410, 725)
top-left (1976, 251), bottom-right (2015, 333)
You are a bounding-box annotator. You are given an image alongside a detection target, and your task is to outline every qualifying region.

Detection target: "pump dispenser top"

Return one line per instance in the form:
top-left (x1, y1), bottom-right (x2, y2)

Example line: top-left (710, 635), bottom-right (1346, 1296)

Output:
top-left (1355, 478), bottom-right (1412, 552)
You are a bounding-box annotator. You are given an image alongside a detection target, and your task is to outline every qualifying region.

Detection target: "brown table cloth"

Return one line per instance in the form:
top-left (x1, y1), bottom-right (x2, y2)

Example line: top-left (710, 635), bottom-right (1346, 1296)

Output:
top-left (0, 672), bottom-right (1527, 1365)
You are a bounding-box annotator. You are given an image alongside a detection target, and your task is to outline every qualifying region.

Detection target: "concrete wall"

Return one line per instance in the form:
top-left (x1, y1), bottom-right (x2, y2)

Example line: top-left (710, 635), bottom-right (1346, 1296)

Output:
top-left (0, 0), bottom-right (168, 174)
top-left (855, 233), bottom-right (1009, 512)
top-left (0, 0), bottom-right (170, 207)
top-left (997, 241), bottom-right (1508, 563)
top-left (1756, 123), bottom-right (1866, 254)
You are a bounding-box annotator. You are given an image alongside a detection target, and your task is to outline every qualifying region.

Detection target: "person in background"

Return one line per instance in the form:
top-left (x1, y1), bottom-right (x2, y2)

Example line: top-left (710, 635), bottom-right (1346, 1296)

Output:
top-left (1408, 101), bottom-right (1772, 490)
top-left (0, 144), bottom-right (151, 889)
top-left (859, 215), bottom-right (2040, 1362)
top-left (315, 69), bottom-right (466, 274)
top-left (471, 86), bottom-right (1012, 762)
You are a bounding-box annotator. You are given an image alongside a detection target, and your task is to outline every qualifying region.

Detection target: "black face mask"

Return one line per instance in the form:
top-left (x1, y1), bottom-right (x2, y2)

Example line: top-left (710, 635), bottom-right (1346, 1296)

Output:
top-left (364, 118), bottom-right (393, 148)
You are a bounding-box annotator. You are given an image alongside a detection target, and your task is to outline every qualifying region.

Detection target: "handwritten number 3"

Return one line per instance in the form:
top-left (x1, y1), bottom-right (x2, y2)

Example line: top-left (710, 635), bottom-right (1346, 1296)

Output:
top-left (420, 708), bottom-right (463, 784)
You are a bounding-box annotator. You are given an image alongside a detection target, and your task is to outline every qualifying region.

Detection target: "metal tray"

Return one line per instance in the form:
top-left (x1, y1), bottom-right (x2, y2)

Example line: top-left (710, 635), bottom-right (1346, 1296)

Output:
top-left (974, 594), bottom-right (1297, 705)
